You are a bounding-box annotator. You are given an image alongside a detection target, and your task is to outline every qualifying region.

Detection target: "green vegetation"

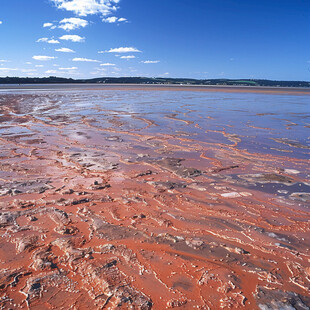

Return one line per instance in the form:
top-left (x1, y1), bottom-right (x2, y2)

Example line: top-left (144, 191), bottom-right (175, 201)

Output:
top-left (234, 80), bottom-right (257, 85)
top-left (0, 76), bottom-right (309, 88)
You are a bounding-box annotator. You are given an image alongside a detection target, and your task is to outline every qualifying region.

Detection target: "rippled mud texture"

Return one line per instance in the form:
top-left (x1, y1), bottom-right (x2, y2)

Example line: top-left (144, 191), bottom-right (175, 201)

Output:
top-left (0, 85), bottom-right (309, 310)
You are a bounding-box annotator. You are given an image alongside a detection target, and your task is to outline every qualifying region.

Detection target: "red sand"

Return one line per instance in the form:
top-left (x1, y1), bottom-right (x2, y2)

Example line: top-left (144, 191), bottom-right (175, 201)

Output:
top-left (0, 86), bottom-right (309, 309)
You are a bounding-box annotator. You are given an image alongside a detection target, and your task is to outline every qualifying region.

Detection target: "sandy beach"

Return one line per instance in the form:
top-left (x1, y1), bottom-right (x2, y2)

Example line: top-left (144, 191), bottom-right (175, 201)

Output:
top-left (0, 85), bottom-right (309, 309)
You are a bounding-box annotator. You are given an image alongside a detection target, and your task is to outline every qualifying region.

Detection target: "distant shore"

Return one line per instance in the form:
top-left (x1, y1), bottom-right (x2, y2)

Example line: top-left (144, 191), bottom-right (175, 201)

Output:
top-left (0, 76), bottom-right (309, 88)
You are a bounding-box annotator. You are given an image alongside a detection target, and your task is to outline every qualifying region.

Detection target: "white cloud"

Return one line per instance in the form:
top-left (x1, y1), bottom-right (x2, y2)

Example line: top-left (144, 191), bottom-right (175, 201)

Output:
top-left (21, 69), bottom-right (37, 73)
top-left (102, 16), bottom-right (118, 23)
top-left (72, 57), bottom-right (100, 62)
top-left (25, 62), bottom-right (32, 65)
top-left (59, 17), bottom-right (88, 30)
top-left (100, 63), bottom-right (115, 66)
top-left (0, 59), bottom-right (9, 63)
top-left (35, 65), bottom-right (44, 67)
top-left (44, 18), bottom-right (88, 31)
top-left (50, 0), bottom-right (119, 17)
top-left (141, 60), bottom-right (160, 64)
top-left (0, 21), bottom-right (2, 25)
top-left (0, 68), bottom-right (18, 71)
top-left (37, 37), bottom-right (49, 42)
top-left (36, 37), bottom-right (60, 44)
top-left (55, 47), bottom-right (75, 53)
top-left (48, 39), bottom-right (60, 44)
top-left (105, 47), bottom-right (141, 53)
top-left (59, 67), bottom-right (78, 70)
top-left (102, 16), bottom-right (126, 23)
top-left (120, 55), bottom-right (135, 59)
top-left (33, 56), bottom-right (57, 61)
top-left (46, 70), bottom-right (58, 74)
top-left (43, 22), bottom-right (54, 28)
top-left (59, 34), bottom-right (85, 42)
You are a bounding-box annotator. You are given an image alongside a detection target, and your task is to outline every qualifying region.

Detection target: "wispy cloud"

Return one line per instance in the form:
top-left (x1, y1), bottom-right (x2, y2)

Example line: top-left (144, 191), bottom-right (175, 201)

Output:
top-left (0, 68), bottom-right (18, 72)
top-left (43, 22), bottom-right (54, 28)
top-left (72, 57), bottom-right (100, 62)
top-left (45, 70), bottom-right (58, 74)
top-left (59, 67), bottom-right (78, 70)
top-left (110, 47), bottom-right (141, 53)
top-left (37, 38), bottom-right (48, 42)
top-left (50, 0), bottom-right (120, 17)
top-left (21, 69), bottom-right (37, 73)
top-left (102, 16), bottom-right (117, 23)
top-left (120, 55), bottom-right (135, 59)
top-left (99, 47), bottom-right (141, 54)
top-left (59, 17), bottom-right (88, 31)
top-left (141, 60), bottom-right (160, 64)
top-left (0, 59), bottom-right (9, 63)
top-left (43, 18), bottom-right (88, 31)
top-left (33, 56), bottom-right (57, 61)
top-left (55, 47), bottom-right (75, 53)
top-left (59, 34), bottom-right (85, 42)
top-left (37, 37), bottom-right (60, 44)
top-left (35, 65), bottom-right (44, 67)
top-left (102, 16), bottom-right (127, 23)
top-left (100, 63), bottom-right (116, 66)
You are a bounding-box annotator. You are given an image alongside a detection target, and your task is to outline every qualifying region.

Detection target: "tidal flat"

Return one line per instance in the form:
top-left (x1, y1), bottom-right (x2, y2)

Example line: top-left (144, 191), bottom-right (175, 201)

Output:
top-left (0, 85), bottom-right (309, 309)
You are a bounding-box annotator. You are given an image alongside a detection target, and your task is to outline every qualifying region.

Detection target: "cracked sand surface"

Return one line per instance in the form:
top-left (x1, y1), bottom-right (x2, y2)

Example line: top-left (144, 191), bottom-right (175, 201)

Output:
top-left (0, 85), bottom-right (309, 309)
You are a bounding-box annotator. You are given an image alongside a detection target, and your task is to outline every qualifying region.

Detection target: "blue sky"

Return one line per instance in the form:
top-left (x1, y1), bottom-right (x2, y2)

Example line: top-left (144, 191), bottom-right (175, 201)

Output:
top-left (0, 0), bottom-right (309, 80)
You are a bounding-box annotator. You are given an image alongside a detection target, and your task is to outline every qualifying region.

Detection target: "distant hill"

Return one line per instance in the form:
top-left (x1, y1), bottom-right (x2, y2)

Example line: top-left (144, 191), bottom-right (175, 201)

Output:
top-left (0, 76), bottom-right (309, 88)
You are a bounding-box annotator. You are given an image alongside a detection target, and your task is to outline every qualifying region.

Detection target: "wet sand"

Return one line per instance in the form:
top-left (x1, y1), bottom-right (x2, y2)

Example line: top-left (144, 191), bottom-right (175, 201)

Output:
top-left (0, 85), bottom-right (309, 309)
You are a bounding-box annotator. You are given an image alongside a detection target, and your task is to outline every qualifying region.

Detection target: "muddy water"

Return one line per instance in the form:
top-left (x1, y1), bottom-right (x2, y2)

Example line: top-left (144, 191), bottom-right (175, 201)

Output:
top-left (0, 85), bottom-right (309, 309)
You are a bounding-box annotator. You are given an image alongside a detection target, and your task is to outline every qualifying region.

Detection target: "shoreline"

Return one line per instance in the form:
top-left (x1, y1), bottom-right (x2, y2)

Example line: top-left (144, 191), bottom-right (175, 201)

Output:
top-left (1, 83), bottom-right (310, 94)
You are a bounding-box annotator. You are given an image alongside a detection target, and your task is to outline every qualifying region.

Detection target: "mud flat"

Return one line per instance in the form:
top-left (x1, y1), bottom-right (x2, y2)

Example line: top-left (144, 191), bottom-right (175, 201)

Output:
top-left (0, 86), bottom-right (309, 309)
